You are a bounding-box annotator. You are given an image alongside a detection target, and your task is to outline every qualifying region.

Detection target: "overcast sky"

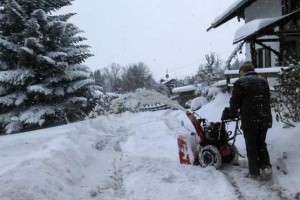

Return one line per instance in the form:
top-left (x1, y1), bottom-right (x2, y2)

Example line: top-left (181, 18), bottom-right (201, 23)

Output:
top-left (60, 0), bottom-right (243, 80)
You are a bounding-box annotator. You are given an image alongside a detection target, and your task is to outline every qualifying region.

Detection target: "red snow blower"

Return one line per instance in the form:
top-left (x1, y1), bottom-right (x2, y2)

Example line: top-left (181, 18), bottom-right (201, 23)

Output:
top-left (177, 107), bottom-right (242, 169)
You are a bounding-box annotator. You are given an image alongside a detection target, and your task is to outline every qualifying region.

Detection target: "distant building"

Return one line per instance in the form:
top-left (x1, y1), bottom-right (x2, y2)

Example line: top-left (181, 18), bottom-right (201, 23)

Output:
top-left (171, 84), bottom-right (201, 107)
top-left (161, 78), bottom-right (177, 95)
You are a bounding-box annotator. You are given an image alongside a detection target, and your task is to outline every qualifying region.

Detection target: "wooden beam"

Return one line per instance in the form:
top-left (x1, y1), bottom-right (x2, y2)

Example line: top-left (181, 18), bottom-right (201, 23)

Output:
top-left (254, 40), bottom-right (280, 56)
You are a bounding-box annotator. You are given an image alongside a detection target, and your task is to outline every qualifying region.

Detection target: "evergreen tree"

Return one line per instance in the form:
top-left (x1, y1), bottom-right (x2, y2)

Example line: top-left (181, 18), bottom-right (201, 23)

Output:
top-left (91, 69), bottom-right (105, 88)
top-left (0, 0), bottom-right (101, 134)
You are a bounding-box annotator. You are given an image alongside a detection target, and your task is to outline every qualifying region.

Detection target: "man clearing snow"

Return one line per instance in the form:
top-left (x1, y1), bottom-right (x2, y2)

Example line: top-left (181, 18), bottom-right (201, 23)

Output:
top-left (229, 61), bottom-right (273, 180)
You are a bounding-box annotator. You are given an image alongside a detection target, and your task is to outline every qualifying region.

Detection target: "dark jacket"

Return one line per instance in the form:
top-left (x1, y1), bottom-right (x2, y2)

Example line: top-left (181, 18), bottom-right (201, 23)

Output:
top-left (230, 71), bottom-right (272, 130)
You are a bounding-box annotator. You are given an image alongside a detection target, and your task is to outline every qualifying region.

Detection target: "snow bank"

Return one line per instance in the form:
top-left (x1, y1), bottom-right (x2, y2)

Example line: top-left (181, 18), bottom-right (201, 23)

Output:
top-left (0, 123), bottom-right (98, 200)
top-left (1, 92), bottom-right (300, 200)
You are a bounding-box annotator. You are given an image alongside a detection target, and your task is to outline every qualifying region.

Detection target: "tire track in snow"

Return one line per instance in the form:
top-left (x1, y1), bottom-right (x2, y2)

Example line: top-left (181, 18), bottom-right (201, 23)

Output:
top-left (221, 161), bottom-right (287, 200)
top-left (75, 118), bottom-right (131, 200)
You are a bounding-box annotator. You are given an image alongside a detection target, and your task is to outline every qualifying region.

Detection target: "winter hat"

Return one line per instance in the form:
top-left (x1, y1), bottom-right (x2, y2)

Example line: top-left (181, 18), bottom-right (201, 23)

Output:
top-left (239, 61), bottom-right (255, 73)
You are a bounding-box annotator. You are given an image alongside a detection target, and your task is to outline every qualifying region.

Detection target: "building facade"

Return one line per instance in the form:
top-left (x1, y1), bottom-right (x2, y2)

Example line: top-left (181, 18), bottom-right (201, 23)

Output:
top-left (208, 0), bottom-right (300, 70)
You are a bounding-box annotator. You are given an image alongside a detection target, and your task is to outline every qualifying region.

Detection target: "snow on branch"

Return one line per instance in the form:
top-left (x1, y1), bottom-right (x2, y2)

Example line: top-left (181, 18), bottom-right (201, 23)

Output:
top-left (47, 51), bottom-right (67, 59)
top-left (37, 55), bottom-right (56, 65)
top-left (44, 76), bottom-right (63, 84)
top-left (0, 85), bottom-right (7, 95)
top-left (225, 42), bottom-right (244, 69)
top-left (67, 97), bottom-right (87, 104)
top-left (0, 92), bottom-right (27, 106)
top-left (66, 79), bottom-right (94, 93)
top-left (0, 38), bottom-right (18, 52)
top-left (25, 37), bottom-right (44, 50)
top-left (65, 70), bottom-right (91, 81)
top-left (19, 47), bottom-right (34, 56)
top-left (31, 9), bottom-right (47, 21)
top-left (8, 0), bottom-right (26, 23)
top-left (5, 120), bottom-right (23, 134)
top-left (0, 69), bottom-right (35, 85)
top-left (67, 64), bottom-right (90, 72)
top-left (27, 84), bottom-right (52, 95)
top-left (19, 106), bottom-right (55, 126)
top-left (63, 47), bottom-right (90, 57)
top-left (54, 87), bottom-right (65, 96)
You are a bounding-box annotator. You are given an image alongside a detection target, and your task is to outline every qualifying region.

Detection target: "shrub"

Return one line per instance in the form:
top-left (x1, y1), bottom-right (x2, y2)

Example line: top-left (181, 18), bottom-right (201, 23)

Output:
top-left (271, 64), bottom-right (300, 127)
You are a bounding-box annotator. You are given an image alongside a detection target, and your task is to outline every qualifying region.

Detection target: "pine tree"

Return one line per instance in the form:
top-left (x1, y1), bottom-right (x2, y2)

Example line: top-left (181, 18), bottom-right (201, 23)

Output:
top-left (0, 0), bottom-right (101, 134)
top-left (91, 69), bottom-right (105, 88)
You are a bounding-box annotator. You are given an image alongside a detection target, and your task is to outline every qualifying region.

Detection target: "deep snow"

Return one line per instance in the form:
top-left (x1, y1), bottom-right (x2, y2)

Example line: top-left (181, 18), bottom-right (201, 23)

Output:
top-left (0, 93), bottom-right (299, 200)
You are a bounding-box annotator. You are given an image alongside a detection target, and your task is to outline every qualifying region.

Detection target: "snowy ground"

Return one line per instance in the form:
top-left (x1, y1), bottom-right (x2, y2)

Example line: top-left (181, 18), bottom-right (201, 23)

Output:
top-left (0, 93), bottom-right (299, 200)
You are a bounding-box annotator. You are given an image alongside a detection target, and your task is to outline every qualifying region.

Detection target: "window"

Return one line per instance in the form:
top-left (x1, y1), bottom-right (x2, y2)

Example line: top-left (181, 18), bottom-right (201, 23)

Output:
top-left (256, 48), bottom-right (263, 68)
top-left (282, 0), bottom-right (300, 15)
top-left (265, 49), bottom-right (271, 67)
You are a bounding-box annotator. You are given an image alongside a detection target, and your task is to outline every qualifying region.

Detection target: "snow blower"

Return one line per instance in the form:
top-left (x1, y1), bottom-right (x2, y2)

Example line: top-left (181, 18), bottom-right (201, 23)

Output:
top-left (177, 107), bottom-right (242, 169)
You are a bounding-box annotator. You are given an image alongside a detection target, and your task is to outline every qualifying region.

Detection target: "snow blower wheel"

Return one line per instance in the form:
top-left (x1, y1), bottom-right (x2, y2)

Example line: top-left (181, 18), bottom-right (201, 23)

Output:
top-left (230, 145), bottom-right (239, 165)
top-left (199, 145), bottom-right (222, 169)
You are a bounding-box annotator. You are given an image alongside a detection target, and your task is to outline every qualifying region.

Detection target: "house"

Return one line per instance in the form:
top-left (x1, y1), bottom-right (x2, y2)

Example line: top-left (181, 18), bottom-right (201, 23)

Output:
top-left (207, 0), bottom-right (300, 84)
top-left (161, 78), bottom-right (177, 95)
top-left (171, 84), bottom-right (201, 107)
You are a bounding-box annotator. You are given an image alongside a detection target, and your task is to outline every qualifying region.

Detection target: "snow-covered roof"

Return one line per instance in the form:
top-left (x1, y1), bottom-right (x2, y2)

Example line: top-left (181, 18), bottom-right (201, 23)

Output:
top-left (233, 8), bottom-right (300, 43)
top-left (172, 84), bottom-right (201, 93)
top-left (161, 78), bottom-right (176, 85)
top-left (207, 0), bottom-right (256, 31)
top-left (210, 78), bottom-right (239, 87)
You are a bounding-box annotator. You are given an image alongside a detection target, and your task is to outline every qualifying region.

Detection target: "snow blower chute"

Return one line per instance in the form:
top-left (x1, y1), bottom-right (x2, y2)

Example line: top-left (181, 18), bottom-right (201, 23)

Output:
top-left (177, 107), bottom-right (242, 169)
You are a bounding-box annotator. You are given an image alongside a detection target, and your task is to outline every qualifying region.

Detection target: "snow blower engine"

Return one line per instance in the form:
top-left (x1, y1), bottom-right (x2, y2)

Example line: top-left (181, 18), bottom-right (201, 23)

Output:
top-left (177, 107), bottom-right (242, 169)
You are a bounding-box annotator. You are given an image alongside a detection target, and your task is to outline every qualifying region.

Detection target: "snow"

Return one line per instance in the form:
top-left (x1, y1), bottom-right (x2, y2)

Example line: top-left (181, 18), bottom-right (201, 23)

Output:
top-left (225, 67), bottom-right (289, 75)
top-left (0, 93), bottom-right (300, 199)
top-left (210, 0), bottom-right (245, 28)
top-left (190, 96), bottom-right (208, 111)
top-left (211, 78), bottom-right (239, 87)
top-left (0, 69), bottom-right (34, 85)
top-left (172, 84), bottom-right (201, 93)
top-left (27, 84), bottom-right (52, 95)
top-left (234, 16), bottom-right (287, 43)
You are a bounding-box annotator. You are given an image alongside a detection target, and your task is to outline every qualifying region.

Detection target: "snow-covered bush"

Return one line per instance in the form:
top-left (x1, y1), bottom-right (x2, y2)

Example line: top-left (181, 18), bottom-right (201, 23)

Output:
top-left (271, 64), bottom-right (300, 127)
top-left (190, 97), bottom-right (208, 111)
top-left (110, 88), bottom-right (185, 114)
top-left (87, 94), bottom-right (119, 118)
top-left (187, 86), bottom-right (222, 111)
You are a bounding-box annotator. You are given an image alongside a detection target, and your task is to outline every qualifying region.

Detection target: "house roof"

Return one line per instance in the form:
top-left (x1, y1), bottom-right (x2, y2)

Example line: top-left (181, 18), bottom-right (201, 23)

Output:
top-left (207, 0), bottom-right (257, 31)
top-left (233, 8), bottom-right (300, 44)
top-left (172, 84), bottom-right (201, 93)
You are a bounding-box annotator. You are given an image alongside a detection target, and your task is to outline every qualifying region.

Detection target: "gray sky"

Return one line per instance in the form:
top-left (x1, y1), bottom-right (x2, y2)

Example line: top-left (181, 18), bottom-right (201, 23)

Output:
top-left (60, 0), bottom-right (243, 80)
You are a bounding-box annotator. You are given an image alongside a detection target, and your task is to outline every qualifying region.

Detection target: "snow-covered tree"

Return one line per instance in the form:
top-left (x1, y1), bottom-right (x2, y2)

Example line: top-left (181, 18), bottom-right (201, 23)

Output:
top-left (101, 63), bottom-right (122, 93)
top-left (196, 52), bottom-right (224, 86)
top-left (121, 62), bottom-right (155, 92)
top-left (91, 69), bottom-right (105, 88)
top-left (0, 0), bottom-right (101, 134)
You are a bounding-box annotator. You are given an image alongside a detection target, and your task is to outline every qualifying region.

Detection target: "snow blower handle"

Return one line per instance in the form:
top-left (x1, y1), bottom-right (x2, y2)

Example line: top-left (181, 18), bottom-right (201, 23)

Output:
top-left (221, 107), bottom-right (240, 121)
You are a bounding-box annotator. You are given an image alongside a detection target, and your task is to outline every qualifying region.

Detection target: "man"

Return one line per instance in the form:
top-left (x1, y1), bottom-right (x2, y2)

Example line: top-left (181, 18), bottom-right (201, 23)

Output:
top-left (230, 61), bottom-right (272, 179)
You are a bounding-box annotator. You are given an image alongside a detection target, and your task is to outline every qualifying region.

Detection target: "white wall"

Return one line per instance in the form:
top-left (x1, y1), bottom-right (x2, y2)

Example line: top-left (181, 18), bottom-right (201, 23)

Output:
top-left (244, 0), bottom-right (282, 67)
top-left (245, 0), bottom-right (282, 22)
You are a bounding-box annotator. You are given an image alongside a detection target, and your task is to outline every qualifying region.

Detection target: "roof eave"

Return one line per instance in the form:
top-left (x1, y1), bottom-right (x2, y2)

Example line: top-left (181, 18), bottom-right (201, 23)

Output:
top-left (207, 0), bottom-right (257, 32)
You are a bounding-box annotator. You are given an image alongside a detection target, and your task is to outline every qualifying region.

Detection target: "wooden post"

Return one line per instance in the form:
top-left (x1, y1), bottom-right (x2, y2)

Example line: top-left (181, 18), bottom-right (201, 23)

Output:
top-left (226, 76), bottom-right (231, 93)
top-left (250, 42), bottom-right (257, 68)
